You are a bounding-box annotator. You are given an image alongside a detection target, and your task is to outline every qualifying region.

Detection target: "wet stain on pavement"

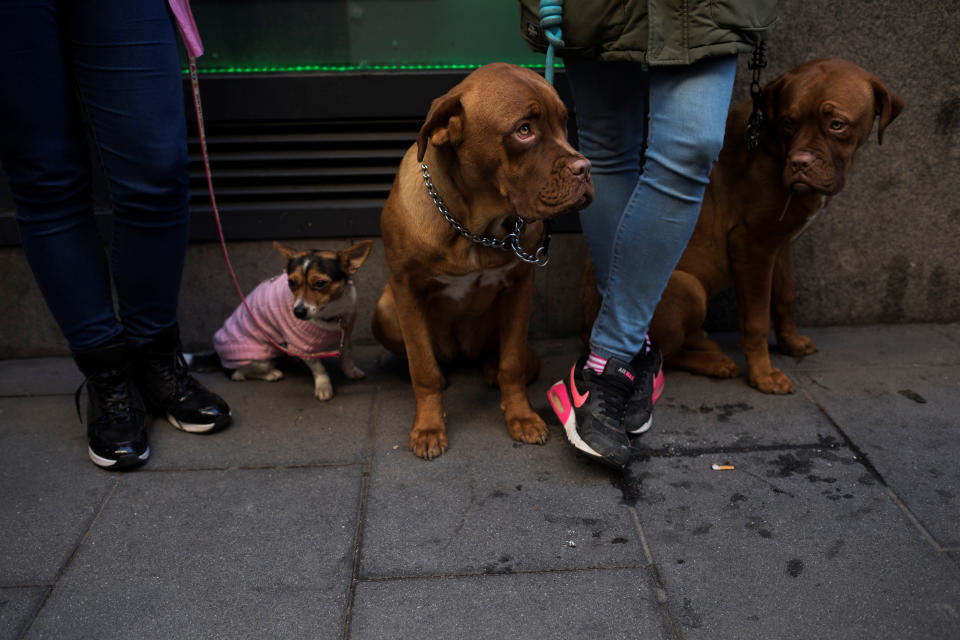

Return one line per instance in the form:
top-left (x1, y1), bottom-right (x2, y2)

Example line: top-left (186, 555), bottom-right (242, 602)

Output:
top-left (768, 452), bottom-right (813, 478)
top-left (898, 389), bottom-right (927, 403)
top-left (826, 539), bottom-right (845, 559)
top-left (483, 554), bottom-right (514, 575)
top-left (683, 402), bottom-right (753, 422)
top-left (786, 558), bottom-right (805, 577)
top-left (745, 515), bottom-right (773, 539)
top-left (680, 598), bottom-right (703, 629)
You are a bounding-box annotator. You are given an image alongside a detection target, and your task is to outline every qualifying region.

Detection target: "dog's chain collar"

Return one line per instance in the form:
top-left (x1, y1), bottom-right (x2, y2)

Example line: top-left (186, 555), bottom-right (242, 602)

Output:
top-left (420, 163), bottom-right (551, 267)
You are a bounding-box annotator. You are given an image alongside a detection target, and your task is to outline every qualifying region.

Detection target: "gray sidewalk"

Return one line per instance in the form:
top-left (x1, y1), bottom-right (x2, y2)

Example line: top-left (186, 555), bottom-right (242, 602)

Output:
top-left (2, 324), bottom-right (959, 639)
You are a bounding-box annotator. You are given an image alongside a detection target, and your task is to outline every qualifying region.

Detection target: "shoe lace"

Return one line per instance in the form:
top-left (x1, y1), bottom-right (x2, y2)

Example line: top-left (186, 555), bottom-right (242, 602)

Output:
top-left (153, 348), bottom-right (203, 399)
top-left (75, 370), bottom-right (140, 425)
top-left (593, 372), bottom-right (634, 426)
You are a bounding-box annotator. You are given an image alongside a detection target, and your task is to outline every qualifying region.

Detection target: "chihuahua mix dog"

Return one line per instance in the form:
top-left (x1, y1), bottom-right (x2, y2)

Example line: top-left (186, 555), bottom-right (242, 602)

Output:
top-left (214, 240), bottom-right (373, 400)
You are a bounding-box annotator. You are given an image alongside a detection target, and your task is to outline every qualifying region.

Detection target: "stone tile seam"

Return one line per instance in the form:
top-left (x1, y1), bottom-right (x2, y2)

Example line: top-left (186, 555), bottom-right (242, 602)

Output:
top-left (20, 478), bottom-right (121, 639)
top-left (120, 461), bottom-right (367, 473)
top-left (628, 505), bottom-right (682, 640)
top-left (775, 361), bottom-right (960, 375)
top-left (342, 381), bottom-right (381, 640)
top-left (882, 486), bottom-right (955, 559)
top-left (353, 564), bottom-right (653, 584)
top-left (635, 440), bottom-right (847, 459)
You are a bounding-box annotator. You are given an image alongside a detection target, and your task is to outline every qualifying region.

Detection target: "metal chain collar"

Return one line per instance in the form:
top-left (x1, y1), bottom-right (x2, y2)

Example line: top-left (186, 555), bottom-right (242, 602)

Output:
top-left (420, 163), bottom-right (551, 267)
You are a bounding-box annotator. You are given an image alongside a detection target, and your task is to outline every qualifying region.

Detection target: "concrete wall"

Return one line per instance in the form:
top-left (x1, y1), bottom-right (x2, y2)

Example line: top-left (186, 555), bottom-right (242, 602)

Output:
top-left (1, 1), bottom-right (957, 358)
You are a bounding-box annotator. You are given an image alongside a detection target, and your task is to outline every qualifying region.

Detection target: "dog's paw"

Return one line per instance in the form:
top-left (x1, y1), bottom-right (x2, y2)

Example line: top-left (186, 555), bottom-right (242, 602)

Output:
top-left (342, 364), bottom-right (366, 380)
top-left (230, 370), bottom-right (247, 381)
top-left (750, 368), bottom-right (794, 394)
top-left (314, 378), bottom-right (334, 401)
top-left (777, 334), bottom-right (818, 357)
top-left (709, 360), bottom-right (741, 378)
top-left (507, 412), bottom-right (549, 445)
top-left (409, 424), bottom-right (448, 460)
top-left (264, 369), bottom-right (284, 382)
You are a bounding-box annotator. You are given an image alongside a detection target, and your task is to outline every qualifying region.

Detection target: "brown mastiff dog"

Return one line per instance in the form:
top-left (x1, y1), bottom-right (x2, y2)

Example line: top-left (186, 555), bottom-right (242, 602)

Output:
top-left (582, 58), bottom-right (903, 393)
top-left (373, 63), bottom-right (593, 459)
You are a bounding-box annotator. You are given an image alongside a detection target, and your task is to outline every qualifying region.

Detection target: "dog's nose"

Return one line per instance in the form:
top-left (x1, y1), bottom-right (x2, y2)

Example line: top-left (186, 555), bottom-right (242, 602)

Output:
top-left (568, 157), bottom-right (591, 180)
top-left (790, 151), bottom-right (815, 173)
top-left (293, 305), bottom-right (308, 319)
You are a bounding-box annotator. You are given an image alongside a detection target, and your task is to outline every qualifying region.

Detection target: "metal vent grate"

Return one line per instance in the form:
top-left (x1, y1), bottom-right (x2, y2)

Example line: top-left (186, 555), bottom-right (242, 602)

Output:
top-left (186, 118), bottom-right (419, 237)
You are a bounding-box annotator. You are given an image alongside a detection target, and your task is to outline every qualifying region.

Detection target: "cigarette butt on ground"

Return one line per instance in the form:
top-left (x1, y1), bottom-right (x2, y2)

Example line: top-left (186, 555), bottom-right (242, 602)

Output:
top-left (711, 464), bottom-right (736, 471)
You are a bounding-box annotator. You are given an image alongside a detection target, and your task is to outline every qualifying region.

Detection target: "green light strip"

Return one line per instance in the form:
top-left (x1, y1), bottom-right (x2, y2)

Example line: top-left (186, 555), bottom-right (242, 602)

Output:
top-left (181, 61), bottom-right (560, 74)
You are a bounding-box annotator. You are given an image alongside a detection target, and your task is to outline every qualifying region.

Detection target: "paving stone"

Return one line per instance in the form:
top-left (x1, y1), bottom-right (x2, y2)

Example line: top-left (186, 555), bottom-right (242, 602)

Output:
top-left (0, 587), bottom-right (46, 640)
top-left (0, 398), bottom-right (116, 585)
top-left (798, 365), bottom-right (960, 547)
top-left (25, 467), bottom-right (361, 640)
top-left (145, 347), bottom-right (380, 469)
top-left (628, 450), bottom-right (960, 639)
top-left (363, 368), bottom-right (645, 579)
top-left (350, 569), bottom-right (669, 640)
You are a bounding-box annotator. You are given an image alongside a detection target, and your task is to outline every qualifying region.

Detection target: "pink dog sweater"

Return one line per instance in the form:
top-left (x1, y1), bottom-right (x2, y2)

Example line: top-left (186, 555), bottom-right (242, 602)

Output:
top-left (213, 275), bottom-right (356, 369)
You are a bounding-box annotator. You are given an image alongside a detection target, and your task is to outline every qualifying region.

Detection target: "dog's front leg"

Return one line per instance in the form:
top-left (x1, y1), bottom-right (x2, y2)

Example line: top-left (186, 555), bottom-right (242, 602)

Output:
top-left (390, 277), bottom-right (448, 459)
top-left (730, 244), bottom-right (794, 394)
top-left (771, 245), bottom-right (818, 357)
top-left (338, 328), bottom-right (365, 380)
top-left (304, 358), bottom-right (334, 400)
top-left (498, 268), bottom-right (548, 444)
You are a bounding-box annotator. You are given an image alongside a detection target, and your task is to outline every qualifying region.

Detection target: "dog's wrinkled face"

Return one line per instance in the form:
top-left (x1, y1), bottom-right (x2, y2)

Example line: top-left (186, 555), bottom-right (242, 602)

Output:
top-left (764, 58), bottom-right (903, 195)
top-left (416, 62), bottom-right (593, 219)
top-left (273, 241), bottom-right (372, 321)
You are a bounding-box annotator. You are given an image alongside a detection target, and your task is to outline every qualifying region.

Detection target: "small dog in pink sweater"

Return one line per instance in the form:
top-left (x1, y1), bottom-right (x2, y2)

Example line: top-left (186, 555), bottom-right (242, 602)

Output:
top-left (214, 240), bottom-right (373, 400)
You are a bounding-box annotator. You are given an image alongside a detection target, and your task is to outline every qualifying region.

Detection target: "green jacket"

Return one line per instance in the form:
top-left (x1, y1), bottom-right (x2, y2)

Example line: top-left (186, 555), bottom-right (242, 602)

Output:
top-left (519, 0), bottom-right (778, 66)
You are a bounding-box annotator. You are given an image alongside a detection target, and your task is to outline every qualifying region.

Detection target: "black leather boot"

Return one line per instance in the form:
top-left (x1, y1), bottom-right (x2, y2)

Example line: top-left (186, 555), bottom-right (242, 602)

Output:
top-left (133, 325), bottom-right (231, 433)
top-left (74, 341), bottom-right (150, 470)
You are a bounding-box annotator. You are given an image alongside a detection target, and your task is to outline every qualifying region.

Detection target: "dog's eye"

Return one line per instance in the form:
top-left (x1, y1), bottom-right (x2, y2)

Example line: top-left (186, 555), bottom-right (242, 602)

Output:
top-left (829, 119), bottom-right (847, 131)
top-left (287, 278), bottom-right (297, 291)
top-left (312, 280), bottom-right (330, 291)
top-left (516, 123), bottom-right (533, 138)
top-left (779, 117), bottom-right (795, 133)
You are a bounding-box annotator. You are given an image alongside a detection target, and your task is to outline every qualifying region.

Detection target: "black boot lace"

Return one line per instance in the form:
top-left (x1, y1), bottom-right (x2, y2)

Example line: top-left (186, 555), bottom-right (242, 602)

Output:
top-left (75, 369), bottom-right (141, 425)
top-left (151, 348), bottom-right (203, 401)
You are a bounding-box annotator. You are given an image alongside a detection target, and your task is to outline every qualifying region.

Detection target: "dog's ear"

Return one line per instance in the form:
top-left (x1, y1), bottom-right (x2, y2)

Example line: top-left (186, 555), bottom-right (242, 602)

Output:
top-left (869, 76), bottom-right (904, 145)
top-left (338, 240), bottom-right (373, 276)
top-left (273, 241), bottom-right (297, 262)
top-left (761, 72), bottom-right (789, 128)
top-left (416, 91), bottom-right (464, 162)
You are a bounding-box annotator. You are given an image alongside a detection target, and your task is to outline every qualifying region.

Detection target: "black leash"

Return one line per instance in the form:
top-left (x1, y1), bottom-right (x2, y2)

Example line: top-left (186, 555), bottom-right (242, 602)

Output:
top-left (745, 42), bottom-right (768, 151)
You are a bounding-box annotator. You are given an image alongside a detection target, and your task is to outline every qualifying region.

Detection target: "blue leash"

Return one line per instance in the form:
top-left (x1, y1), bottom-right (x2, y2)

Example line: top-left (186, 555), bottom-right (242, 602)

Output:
top-left (539, 0), bottom-right (564, 85)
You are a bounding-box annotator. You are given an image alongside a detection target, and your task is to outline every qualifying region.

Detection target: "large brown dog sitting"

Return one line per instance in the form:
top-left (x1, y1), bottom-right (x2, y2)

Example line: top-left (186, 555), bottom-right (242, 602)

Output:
top-left (582, 58), bottom-right (903, 394)
top-left (373, 63), bottom-right (593, 459)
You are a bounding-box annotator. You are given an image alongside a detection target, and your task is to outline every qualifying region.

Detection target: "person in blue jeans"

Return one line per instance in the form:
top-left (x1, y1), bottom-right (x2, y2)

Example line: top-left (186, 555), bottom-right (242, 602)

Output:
top-left (0, 0), bottom-right (231, 470)
top-left (520, 1), bottom-right (779, 468)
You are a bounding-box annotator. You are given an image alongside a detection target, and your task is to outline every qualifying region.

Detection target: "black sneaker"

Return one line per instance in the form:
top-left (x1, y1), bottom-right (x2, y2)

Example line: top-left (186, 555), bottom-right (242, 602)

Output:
top-left (75, 342), bottom-right (150, 470)
top-left (624, 337), bottom-right (664, 435)
top-left (547, 355), bottom-right (635, 469)
top-left (133, 325), bottom-right (231, 433)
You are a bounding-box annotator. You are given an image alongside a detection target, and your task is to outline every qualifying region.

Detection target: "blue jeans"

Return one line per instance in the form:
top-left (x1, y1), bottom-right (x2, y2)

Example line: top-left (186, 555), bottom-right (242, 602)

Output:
top-left (0, 0), bottom-right (190, 352)
top-left (564, 56), bottom-right (737, 362)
